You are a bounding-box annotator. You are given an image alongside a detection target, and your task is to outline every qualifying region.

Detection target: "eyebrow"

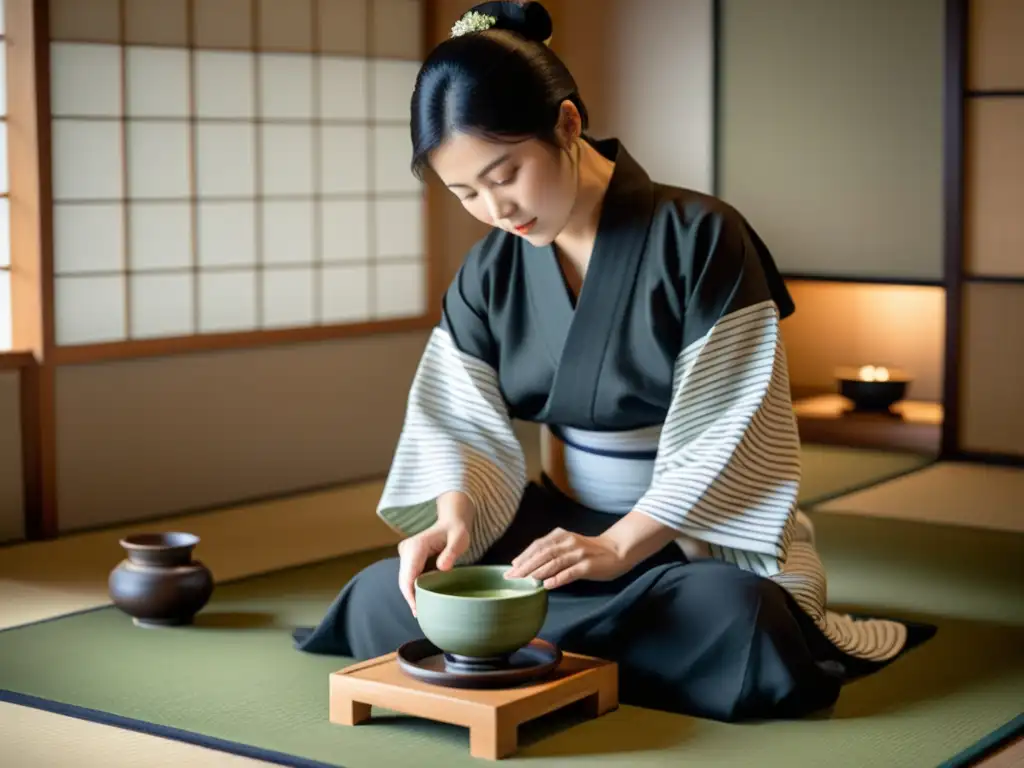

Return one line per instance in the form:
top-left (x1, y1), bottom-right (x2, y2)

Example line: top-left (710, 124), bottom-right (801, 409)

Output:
top-left (446, 153), bottom-right (512, 189)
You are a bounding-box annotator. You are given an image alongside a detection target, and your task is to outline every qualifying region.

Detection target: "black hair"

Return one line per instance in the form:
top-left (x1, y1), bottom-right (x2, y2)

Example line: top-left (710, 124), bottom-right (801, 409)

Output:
top-left (409, 1), bottom-right (589, 180)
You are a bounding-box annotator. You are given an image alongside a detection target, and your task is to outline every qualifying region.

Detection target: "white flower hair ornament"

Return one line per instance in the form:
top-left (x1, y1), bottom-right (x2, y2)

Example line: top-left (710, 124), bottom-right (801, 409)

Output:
top-left (451, 11), bottom-right (498, 37)
top-left (450, 6), bottom-right (553, 46)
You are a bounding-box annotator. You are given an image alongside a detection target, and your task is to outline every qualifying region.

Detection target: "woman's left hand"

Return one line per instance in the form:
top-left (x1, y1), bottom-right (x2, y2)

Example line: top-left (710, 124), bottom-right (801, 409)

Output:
top-left (503, 528), bottom-right (629, 589)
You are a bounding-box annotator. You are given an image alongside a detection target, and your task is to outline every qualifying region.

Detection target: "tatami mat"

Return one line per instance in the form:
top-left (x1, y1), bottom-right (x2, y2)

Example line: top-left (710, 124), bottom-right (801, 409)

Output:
top-left (3, 515), bottom-right (1022, 768)
top-left (815, 461), bottom-right (1024, 533)
top-left (0, 479), bottom-right (400, 632)
top-left (4, 448), bottom-right (1015, 768)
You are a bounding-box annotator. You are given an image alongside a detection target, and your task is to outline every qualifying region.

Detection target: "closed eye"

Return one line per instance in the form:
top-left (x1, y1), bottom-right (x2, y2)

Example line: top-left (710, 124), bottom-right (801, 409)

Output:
top-left (455, 169), bottom-right (517, 202)
top-left (491, 170), bottom-right (518, 186)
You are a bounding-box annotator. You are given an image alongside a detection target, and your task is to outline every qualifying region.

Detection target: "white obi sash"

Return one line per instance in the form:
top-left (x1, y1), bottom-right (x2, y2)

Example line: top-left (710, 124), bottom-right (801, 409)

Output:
top-left (541, 422), bottom-right (712, 560)
top-left (541, 423), bottom-right (660, 514)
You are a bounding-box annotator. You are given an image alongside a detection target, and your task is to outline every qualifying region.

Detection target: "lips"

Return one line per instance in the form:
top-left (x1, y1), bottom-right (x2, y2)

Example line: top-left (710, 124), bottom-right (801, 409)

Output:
top-left (513, 218), bottom-right (537, 235)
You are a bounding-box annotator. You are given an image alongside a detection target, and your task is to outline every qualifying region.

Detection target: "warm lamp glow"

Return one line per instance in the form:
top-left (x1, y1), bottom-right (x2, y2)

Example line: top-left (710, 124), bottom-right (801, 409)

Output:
top-left (857, 365), bottom-right (891, 382)
top-left (834, 364), bottom-right (911, 413)
top-left (781, 282), bottom-right (945, 402)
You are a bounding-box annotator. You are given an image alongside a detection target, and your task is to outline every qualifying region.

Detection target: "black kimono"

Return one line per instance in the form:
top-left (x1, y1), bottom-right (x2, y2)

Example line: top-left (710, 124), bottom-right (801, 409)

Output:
top-left (294, 139), bottom-right (932, 721)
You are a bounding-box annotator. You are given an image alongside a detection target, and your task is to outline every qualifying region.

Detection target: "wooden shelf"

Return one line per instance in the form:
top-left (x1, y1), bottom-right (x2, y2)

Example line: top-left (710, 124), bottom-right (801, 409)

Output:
top-left (794, 394), bottom-right (942, 454)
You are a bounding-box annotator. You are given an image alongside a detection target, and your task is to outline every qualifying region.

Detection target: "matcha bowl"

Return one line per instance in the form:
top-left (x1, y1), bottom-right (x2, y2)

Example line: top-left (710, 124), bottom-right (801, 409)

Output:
top-left (414, 565), bottom-right (548, 669)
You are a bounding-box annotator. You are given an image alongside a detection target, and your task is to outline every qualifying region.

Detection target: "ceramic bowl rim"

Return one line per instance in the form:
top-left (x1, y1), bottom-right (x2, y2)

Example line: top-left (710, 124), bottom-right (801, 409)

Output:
top-left (120, 532), bottom-right (200, 550)
top-left (415, 565), bottom-right (545, 602)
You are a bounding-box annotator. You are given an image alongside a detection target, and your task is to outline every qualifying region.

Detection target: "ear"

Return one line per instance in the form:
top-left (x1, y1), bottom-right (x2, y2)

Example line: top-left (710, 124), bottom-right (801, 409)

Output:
top-left (556, 100), bottom-right (582, 148)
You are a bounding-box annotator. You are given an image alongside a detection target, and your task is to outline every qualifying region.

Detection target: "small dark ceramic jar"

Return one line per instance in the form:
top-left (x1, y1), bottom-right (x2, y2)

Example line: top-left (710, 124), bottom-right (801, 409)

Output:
top-left (108, 532), bottom-right (214, 627)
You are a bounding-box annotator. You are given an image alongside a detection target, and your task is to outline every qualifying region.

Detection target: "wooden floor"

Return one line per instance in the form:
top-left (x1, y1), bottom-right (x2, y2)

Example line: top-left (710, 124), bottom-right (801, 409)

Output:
top-left (988, 737), bottom-right (1024, 767)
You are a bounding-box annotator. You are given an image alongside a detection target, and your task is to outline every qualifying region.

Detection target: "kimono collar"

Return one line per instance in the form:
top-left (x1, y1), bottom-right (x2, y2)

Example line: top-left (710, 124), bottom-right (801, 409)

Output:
top-left (586, 136), bottom-right (655, 218)
top-left (590, 136), bottom-right (796, 321)
top-left (524, 136), bottom-right (657, 427)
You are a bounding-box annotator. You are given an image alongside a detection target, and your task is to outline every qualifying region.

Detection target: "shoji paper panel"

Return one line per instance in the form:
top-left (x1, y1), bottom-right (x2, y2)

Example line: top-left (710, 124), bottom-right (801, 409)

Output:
top-left (124, 0), bottom-right (189, 46)
top-left (49, 0), bottom-right (120, 43)
top-left (968, 0), bottom-right (1024, 91)
top-left (960, 282), bottom-right (1024, 455)
top-left (719, 0), bottom-right (945, 281)
top-left (964, 99), bottom-right (1024, 278)
top-left (47, 0), bottom-right (426, 347)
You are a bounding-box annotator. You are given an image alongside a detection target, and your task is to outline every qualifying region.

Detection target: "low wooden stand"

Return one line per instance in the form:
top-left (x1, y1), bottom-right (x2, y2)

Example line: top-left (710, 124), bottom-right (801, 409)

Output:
top-left (329, 651), bottom-right (618, 760)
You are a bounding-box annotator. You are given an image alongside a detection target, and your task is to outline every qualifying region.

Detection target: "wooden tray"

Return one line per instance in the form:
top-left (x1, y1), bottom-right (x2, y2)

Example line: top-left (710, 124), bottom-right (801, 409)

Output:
top-left (329, 650), bottom-right (618, 760)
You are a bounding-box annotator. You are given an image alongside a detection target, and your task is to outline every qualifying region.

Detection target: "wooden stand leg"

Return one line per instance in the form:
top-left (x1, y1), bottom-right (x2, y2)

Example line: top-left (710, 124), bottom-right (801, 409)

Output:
top-left (581, 669), bottom-right (618, 719)
top-left (580, 688), bottom-right (617, 718)
top-left (330, 698), bottom-right (372, 726)
top-left (470, 717), bottom-right (518, 761)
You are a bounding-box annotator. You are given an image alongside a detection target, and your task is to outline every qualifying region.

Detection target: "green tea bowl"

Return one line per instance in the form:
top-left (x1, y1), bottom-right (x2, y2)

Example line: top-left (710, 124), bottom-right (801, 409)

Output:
top-left (414, 565), bottom-right (548, 660)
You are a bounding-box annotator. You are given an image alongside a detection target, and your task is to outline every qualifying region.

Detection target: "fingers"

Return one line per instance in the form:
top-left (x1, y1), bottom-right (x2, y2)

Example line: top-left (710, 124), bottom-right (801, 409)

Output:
top-left (511, 527), bottom-right (565, 569)
top-left (542, 561), bottom-right (589, 590)
top-left (506, 529), bottom-right (575, 580)
top-left (397, 521), bottom-right (469, 616)
top-left (397, 538), bottom-right (432, 617)
top-left (436, 523), bottom-right (469, 571)
top-left (527, 549), bottom-right (585, 583)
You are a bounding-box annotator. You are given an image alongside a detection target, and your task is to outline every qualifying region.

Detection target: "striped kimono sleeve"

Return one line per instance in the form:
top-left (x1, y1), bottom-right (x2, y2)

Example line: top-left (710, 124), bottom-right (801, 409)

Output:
top-left (632, 209), bottom-right (911, 663)
top-left (376, 253), bottom-right (527, 565)
top-left (632, 211), bottom-right (801, 564)
top-left (767, 510), bottom-right (909, 661)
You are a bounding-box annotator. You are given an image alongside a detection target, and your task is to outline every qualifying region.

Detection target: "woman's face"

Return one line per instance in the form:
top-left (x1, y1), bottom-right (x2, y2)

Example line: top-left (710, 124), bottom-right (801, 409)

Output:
top-left (429, 116), bottom-right (578, 246)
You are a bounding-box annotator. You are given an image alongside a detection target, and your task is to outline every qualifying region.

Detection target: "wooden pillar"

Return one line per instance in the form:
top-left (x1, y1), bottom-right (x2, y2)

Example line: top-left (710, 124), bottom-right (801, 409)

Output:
top-left (6, 0), bottom-right (58, 538)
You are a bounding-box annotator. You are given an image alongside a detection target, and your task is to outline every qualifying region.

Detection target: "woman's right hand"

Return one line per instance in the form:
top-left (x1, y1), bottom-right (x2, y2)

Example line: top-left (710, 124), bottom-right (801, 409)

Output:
top-left (397, 492), bottom-right (474, 617)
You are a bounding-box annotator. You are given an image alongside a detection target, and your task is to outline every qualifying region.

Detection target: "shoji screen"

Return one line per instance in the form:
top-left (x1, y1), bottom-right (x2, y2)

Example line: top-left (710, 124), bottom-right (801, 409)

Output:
top-left (958, 0), bottom-right (1024, 458)
top-left (47, 0), bottom-right (426, 348)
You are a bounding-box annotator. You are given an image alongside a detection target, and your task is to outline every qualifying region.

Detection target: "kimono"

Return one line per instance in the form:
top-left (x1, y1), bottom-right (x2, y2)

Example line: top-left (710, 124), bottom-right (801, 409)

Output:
top-left (294, 138), bottom-right (933, 721)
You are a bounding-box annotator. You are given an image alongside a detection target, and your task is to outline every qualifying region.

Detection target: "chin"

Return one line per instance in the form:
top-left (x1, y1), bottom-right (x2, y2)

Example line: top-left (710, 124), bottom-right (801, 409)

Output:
top-left (525, 233), bottom-right (555, 246)
top-left (520, 226), bottom-right (555, 245)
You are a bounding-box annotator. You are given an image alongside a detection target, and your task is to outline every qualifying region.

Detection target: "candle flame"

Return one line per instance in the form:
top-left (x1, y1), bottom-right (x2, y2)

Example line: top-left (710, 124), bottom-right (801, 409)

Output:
top-left (858, 365), bottom-right (890, 382)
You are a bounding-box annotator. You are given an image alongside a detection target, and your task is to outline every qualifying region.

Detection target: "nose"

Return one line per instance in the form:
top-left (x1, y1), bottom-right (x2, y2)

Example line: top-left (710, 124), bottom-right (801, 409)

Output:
top-left (484, 191), bottom-right (516, 224)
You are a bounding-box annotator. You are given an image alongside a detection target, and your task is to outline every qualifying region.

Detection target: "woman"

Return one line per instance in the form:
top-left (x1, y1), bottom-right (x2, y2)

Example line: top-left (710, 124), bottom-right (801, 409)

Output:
top-left (295, 1), bottom-right (932, 722)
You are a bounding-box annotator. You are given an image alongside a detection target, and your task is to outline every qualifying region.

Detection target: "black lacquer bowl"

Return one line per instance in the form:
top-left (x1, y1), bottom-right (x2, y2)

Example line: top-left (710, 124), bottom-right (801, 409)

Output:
top-left (836, 366), bottom-right (911, 413)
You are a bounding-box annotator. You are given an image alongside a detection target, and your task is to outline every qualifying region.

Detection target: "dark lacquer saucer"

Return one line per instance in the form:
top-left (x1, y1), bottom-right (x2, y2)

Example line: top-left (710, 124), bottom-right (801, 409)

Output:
top-left (397, 637), bottom-right (562, 689)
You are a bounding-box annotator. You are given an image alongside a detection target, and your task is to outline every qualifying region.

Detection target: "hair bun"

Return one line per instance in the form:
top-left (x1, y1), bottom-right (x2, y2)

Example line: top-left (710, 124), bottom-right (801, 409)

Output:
top-left (454, 2), bottom-right (553, 45)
